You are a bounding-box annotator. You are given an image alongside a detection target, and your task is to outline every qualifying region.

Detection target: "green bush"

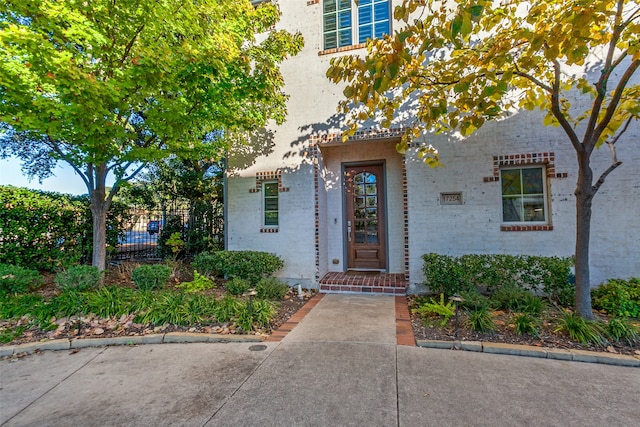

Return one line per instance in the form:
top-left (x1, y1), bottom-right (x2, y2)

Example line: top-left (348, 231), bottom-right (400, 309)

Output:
top-left (0, 186), bottom-right (130, 271)
top-left (235, 299), bottom-right (276, 331)
top-left (592, 278), bottom-right (640, 318)
top-left (256, 277), bottom-right (289, 300)
top-left (459, 290), bottom-right (491, 310)
top-left (225, 277), bottom-right (251, 296)
top-left (177, 271), bottom-right (216, 293)
top-left (0, 263), bottom-right (42, 294)
top-left (193, 250), bottom-right (284, 284)
top-left (55, 265), bottom-right (102, 292)
top-left (421, 253), bottom-right (573, 303)
top-left (132, 265), bottom-right (172, 291)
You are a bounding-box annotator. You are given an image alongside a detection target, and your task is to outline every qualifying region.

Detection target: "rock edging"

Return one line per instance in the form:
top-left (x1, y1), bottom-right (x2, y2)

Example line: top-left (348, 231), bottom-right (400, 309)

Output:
top-left (416, 340), bottom-right (640, 367)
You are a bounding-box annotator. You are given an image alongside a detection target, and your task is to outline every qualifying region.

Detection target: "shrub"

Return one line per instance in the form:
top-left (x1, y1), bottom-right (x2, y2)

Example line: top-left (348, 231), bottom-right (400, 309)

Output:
top-left (0, 186), bottom-right (130, 271)
top-left (421, 253), bottom-right (573, 301)
top-left (225, 277), bottom-right (251, 296)
top-left (177, 271), bottom-right (216, 293)
top-left (193, 250), bottom-right (284, 284)
top-left (256, 277), bottom-right (289, 300)
top-left (132, 264), bottom-right (171, 291)
top-left (0, 263), bottom-right (42, 294)
top-left (55, 265), bottom-right (102, 292)
top-left (592, 278), bottom-right (640, 318)
top-left (459, 290), bottom-right (491, 310)
top-left (415, 294), bottom-right (456, 327)
top-left (555, 311), bottom-right (605, 345)
top-left (605, 317), bottom-right (639, 345)
top-left (467, 306), bottom-right (496, 333)
top-left (511, 314), bottom-right (539, 336)
top-left (490, 287), bottom-right (532, 311)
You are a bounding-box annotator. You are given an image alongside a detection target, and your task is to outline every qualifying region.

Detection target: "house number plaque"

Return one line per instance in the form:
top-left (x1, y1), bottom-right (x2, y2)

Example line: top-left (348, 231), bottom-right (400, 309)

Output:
top-left (440, 192), bottom-right (463, 205)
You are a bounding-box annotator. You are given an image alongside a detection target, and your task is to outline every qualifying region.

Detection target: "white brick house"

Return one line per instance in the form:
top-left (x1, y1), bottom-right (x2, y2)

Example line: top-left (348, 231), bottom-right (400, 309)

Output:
top-left (226, 0), bottom-right (640, 293)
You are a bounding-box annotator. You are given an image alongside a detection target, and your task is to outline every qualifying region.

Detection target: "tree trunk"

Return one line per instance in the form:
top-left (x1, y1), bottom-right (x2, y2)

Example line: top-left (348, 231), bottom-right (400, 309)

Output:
top-left (574, 152), bottom-right (595, 320)
top-left (88, 164), bottom-right (112, 272)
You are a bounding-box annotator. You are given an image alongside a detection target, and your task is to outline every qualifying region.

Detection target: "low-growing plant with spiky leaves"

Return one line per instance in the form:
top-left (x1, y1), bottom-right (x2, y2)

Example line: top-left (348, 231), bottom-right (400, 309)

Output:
top-left (605, 318), bottom-right (639, 345)
top-left (512, 313), bottom-right (539, 337)
top-left (555, 311), bottom-right (605, 345)
top-left (467, 306), bottom-right (496, 333)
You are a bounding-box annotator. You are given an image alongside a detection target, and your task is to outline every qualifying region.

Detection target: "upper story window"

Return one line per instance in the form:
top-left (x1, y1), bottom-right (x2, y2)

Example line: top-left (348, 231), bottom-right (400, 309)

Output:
top-left (323, 0), bottom-right (391, 50)
top-left (501, 166), bottom-right (548, 223)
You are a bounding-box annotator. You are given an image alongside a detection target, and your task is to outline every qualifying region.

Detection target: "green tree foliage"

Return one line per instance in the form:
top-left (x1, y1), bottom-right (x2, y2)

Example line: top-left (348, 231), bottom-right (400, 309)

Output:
top-left (0, 0), bottom-right (303, 270)
top-left (328, 0), bottom-right (640, 319)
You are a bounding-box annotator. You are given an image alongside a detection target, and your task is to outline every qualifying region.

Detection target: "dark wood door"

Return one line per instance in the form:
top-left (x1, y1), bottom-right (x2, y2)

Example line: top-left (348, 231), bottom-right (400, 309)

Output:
top-left (345, 163), bottom-right (386, 270)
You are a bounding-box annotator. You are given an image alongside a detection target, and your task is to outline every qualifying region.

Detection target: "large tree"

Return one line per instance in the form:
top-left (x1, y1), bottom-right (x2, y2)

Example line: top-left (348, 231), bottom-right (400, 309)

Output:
top-left (327, 0), bottom-right (640, 319)
top-left (0, 0), bottom-right (302, 270)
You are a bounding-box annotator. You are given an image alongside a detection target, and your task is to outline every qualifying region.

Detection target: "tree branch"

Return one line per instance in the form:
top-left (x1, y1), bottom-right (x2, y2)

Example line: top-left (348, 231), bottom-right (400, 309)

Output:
top-left (592, 161), bottom-right (622, 195)
top-left (584, 0), bottom-right (626, 147)
top-left (592, 116), bottom-right (633, 195)
top-left (549, 59), bottom-right (582, 151)
top-left (120, 23), bottom-right (146, 66)
top-left (47, 135), bottom-right (91, 190)
top-left (592, 59), bottom-right (640, 146)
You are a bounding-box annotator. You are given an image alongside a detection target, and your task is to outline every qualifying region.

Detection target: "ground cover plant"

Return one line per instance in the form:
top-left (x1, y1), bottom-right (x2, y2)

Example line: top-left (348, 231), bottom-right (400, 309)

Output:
top-left (0, 258), bottom-right (313, 345)
top-left (411, 268), bottom-right (640, 355)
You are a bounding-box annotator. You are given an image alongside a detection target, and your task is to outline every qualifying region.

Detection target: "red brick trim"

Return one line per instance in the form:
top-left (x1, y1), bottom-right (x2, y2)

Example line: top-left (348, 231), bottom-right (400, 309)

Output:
top-left (249, 170), bottom-right (289, 193)
top-left (309, 127), bottom-right (405, 145)
top-left (501, 225), bottom-right (554, 232)
top-left (260, 228), bottom-right (279, 233)
top-left (307, 0), bottom-right (319, 5)
top-left (319, 43), bottom-right (366, 56)
top-left (396, 296), bottom-right (416, 346)
top-left (483, 152), bottom-right (567, 182)
top-left (402, 156), bottom-right (410, 282)
top-left (266, 293), bottom-right (325, 342)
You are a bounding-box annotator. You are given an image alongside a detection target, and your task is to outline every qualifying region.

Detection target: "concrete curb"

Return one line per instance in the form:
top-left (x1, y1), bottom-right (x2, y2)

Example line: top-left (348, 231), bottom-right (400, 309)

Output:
top-left (1, 333), bottom-right (264, 356)
top-left (417, 340), bottom-right (640, 367)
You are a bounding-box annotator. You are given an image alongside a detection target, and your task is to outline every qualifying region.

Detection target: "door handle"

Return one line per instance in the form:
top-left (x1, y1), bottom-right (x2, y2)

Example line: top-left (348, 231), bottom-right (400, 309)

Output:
top-left (347, 226), bottom-right (352, 242)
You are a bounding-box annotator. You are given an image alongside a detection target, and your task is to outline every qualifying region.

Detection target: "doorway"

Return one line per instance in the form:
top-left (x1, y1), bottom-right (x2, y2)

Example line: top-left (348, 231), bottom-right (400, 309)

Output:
top-left (344, 163), bottom-right (387, 270)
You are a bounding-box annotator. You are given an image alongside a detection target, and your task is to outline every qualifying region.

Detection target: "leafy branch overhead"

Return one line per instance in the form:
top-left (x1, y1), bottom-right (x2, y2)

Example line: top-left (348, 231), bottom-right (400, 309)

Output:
top-left (327, 0), bottom-right (640, 164)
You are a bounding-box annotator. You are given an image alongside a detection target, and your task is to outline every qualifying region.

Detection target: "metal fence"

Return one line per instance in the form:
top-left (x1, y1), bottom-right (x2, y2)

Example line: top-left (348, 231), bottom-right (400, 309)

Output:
top-left (111, 204), bottom-right (224, 262)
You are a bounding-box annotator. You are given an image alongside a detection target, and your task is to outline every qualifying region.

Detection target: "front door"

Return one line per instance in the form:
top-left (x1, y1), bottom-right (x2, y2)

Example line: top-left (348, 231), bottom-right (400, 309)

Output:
top-left (344, 163), bottom-right (386, 270)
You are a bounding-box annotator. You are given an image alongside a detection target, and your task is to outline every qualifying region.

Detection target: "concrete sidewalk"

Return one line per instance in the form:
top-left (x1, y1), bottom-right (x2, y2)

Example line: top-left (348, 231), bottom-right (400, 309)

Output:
top-left (2, 294), bottom-right (639, 426)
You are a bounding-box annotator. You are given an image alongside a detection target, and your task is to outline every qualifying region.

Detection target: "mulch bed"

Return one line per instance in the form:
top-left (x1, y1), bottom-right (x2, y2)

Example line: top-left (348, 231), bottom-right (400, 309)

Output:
top-left (408, 296), bottom-right (640, 356)
top-left (1, 263), bottom-right (314, 347)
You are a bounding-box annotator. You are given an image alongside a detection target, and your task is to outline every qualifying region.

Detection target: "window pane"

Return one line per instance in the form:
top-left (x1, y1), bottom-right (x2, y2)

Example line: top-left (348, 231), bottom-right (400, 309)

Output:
top-left (374, 20), bottom-right (389, 38)
top-left (355, 196), bottom-right (365, 208)
top-left (354, 173), bottom-right (364, 184)
top-left (264, 182), bottom-right (278, 196)
top-left (374, 1), bottom-right (389, 21)
top-left (365, 184), bottom-right (376, 195)
top-left (355, 208), bottom-right (366, 219)
top-left (324, 32), bottom-right (337, 49)
top-left (354, 184), bottom-right (364, 196)
top-left (366, 196), bottom-right (376, 207)
top-left (522, 168), bottom-right (543, 194)
top-left (359, 6), bottom-right (372, 25)
top-left (265, 212), bottom-right (278, 226)
top-left (324, 0), bottom-right (337, 14)
top-left (355, 232), bottom-right (366, 243)
top-left (365, 173), bottom-right (376, 183)
top-left (502, 197), bottom-right (523, 222)
top-left (501, 169), bottom-right (521, 195)
top-left (359, 25), bottom-right (373, 43)
top-left (324, 14), bottom-right (337, 32)
top-left (338, 29), bottom-right (352, 47)
top-left (367, 232), bottom-right (378, 243)
top-left (366, 207), bottom-right (377, 219)
top-left (523, 195), bottom-right (545, 221)
top-left (265, 199), bottom-right (278, 211)
top-left (338, 10), bottom-right (351, 29)
top-left (338, 0), bottom-right (351, 9)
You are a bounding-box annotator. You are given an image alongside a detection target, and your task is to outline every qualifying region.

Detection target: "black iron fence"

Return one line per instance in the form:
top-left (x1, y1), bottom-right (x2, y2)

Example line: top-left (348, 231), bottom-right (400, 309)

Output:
top-left (111, 204), bottom-right (224, 262)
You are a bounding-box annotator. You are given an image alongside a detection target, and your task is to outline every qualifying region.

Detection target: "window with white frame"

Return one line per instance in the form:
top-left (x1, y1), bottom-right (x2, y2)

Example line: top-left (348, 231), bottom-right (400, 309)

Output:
top-left (263, 181), bottom-right (279, 226)
top-left (500, 166), bottom-right (548, 223)
top-left (323, 0), bottom-right (391, 50)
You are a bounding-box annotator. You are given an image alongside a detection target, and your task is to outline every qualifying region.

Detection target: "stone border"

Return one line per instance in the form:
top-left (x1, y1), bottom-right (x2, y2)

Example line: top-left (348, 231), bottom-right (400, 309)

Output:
top-left (0, 333), bottom-right (263, 357)
top-left (417, 340), bottom-right (640, 368)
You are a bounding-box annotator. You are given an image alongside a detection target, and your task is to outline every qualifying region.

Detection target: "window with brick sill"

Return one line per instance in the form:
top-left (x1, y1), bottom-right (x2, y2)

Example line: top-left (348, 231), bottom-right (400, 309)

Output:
top-left (501, 166), bottom-right (549, 225)
top-left (322, 0), bottom-right (390, 51)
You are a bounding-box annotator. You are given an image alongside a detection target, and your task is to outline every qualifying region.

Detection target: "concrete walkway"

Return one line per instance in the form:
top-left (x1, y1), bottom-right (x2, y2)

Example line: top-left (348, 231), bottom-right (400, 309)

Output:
top-left (1, 294), bottom-right (639, 426)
